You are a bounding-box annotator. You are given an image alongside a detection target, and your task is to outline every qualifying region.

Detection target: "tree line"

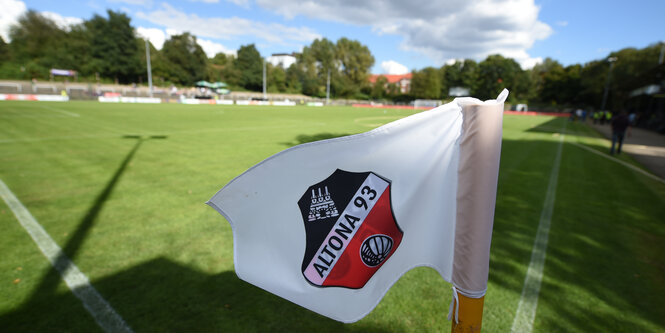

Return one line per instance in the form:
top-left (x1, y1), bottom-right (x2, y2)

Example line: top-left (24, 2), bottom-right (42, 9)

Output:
top-left (0, 9), bottom-right (662, 110)
top-left (0, 10), bottom-right (375, 100)
top-left (403, 45), bottom-right (663, 111)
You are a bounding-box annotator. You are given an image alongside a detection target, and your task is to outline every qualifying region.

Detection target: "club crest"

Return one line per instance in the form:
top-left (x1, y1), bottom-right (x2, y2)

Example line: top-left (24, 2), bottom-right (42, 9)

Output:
top-left (297, 169), bottom-right (403, 289)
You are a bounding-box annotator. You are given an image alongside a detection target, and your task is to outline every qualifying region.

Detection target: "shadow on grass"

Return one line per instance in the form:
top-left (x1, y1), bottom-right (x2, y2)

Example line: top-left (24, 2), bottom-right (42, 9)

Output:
top-left (2, 130), bottom-right (664, 332)
top-left (0, 135), bottom-right (168, 332)
top-left (281, 133), bottom-right (352, 148)
top-left (0, 133), bottom-right (399, 332)
top-left (488, 135), bottom-right (665, 331)
top-left (1, 257), bottom-right (401, 332)
top-left (525, 117), bottom-right (601, 140)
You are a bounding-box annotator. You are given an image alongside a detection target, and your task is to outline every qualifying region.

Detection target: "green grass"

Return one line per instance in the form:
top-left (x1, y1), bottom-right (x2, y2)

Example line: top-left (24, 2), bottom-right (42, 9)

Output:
top-left (0, 101), bottom-right (663, 332)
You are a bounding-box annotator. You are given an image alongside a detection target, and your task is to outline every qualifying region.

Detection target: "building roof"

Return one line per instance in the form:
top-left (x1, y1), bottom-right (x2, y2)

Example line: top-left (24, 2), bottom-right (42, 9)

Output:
top-left (368, 73), bottom-right (412, 84)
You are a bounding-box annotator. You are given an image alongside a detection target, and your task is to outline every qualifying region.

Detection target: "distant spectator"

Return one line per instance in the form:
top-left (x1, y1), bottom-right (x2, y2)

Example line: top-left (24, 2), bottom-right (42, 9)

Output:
top-left (610, 111), bottom-right (630, 155)
top-left (628, 111), bottom-right (636, 125)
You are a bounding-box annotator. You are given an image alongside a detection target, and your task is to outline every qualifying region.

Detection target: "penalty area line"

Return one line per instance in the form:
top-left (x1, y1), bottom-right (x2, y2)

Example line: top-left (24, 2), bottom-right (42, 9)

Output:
top-left (511, 129), bottom-right (565, 333)
top-left (0, 179), bottom-right (133, 333)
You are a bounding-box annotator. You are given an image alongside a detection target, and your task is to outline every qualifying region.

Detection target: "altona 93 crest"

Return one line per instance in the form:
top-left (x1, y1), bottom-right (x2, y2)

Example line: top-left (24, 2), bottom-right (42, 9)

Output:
top-left (297, 169), bottom-right (403, 289)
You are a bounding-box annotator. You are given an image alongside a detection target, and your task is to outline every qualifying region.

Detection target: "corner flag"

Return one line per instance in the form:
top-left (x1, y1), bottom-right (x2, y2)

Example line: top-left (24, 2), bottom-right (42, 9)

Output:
top-left (207, 90), bottom-right (508, 323)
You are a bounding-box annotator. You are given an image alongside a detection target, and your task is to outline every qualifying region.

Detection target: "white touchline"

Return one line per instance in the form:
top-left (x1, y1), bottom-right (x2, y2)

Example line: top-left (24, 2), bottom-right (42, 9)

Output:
top-left (0, 179), bottom-right (133, 333)
top-left (511, 129), bottom-right (566, 333)
top-left (570, 141), bottom-right (665, 185)
top-left (41, 105), bottom-right (80, 117)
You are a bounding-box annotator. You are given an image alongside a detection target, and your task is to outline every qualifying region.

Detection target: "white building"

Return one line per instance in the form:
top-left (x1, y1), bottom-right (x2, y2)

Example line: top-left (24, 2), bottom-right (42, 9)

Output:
top-left (267, 53), bottom-right (297, 69)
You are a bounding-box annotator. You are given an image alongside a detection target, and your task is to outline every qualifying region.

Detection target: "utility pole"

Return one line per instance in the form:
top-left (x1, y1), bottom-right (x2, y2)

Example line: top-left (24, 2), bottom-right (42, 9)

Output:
top-left (145, 39), bottom-right (153, 98)
top-left (326, 68), bottom-right (331, 105)
top-left (263, 59), bottom-right (267, 100)
top-left (600, 57), bottom-right (617, 111)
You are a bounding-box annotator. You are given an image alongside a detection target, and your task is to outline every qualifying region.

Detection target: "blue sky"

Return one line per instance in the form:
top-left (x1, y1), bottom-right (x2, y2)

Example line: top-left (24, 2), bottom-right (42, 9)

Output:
top-left (2, 0), bottom-right (663, 74)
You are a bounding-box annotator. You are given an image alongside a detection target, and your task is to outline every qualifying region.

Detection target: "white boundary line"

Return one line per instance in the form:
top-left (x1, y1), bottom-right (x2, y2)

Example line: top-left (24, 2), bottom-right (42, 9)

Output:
top-left (41, 105), bottom-right (80, 117)
top-left (511, 130), bottom-right (565, 333)
top-left (570, 141), bottom-right (665, 185)
top-left (0, 179), bottom-right (133, 333)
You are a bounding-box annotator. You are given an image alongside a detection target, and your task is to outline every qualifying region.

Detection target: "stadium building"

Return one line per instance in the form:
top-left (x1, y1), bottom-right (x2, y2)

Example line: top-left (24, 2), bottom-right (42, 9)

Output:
top-left (267, 53), bottom-right (297, 69)
top-left (368, 73), bottom-right (412, 94)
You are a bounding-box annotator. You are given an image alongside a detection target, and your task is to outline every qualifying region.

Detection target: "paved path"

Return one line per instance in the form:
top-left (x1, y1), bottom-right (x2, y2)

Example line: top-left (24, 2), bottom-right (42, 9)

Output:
top-left (589, 123), bottom-right (665, 180)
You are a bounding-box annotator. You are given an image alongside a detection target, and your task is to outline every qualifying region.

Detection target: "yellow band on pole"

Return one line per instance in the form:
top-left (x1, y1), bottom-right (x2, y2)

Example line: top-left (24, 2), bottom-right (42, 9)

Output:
top-left (451, 293), bottom-right (485, 333)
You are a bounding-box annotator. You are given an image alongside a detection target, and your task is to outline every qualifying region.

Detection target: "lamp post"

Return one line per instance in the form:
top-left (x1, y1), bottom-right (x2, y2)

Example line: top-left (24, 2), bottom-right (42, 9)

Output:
top-left (326, 68), bottom-right (331, 105)
top-left (145, 39), bottom-right (153, 98)
top-left (600, 57), bottom-right (617, 111)
top-left (262, 58), bottom-right (267, 100)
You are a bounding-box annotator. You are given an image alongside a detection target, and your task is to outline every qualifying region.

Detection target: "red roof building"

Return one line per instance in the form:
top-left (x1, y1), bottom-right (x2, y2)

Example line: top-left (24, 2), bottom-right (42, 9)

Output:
top-left (369, 73), bottom-right (412, 94)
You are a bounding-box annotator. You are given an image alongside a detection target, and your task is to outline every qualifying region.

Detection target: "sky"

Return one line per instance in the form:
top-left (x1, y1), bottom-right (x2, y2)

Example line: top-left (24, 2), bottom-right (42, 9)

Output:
top-left (1, 0), bottom-right (663, 74)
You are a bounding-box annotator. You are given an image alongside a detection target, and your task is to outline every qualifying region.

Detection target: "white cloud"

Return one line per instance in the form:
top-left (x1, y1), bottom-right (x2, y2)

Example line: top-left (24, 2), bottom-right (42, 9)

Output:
top-left (380, 60), bottom-right (408, 75)
top-left (255, 0), bottom-right (551, 67)
top-left (519, 56), bottom-right (542, 69)
top-left (225, 0), bottom-right (250, 8)
top-left (165, 28), bottom-right (179, 37)
top-left (1, 1), bottom-right (84, 41)
top-left (108, 0), bottom-right (154, 6)
top-left (136, 3), bottom-right (321, 46)
top-left (136, 27), bottom-right (166, 49)
top-left (137, 26), bottom-right (235, 57)
top-left (445, 58), bottom-right (464, 66)
top-left (41, 11), bottom-right (84, 30)
top-left (556, 21), bottom-right (568, 27)
top-left (198, 38), bottom-right (236, 57)
top-left (0, 0), bottom-right (27, 41)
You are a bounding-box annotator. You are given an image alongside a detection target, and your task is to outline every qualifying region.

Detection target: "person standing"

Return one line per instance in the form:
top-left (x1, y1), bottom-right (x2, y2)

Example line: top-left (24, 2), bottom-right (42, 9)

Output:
top-left (610, 111), bottom-right (630, 155)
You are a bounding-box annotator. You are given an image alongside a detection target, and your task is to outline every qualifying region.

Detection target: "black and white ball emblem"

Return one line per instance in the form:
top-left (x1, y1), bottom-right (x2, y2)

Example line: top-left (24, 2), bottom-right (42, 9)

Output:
top-left (360, 235), bottom-right (393, 267)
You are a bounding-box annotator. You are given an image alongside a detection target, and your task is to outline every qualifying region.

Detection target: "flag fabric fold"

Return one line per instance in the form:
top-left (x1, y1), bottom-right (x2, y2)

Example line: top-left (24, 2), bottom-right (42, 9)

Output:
top-left (207, 90), bottom-right (507, 323)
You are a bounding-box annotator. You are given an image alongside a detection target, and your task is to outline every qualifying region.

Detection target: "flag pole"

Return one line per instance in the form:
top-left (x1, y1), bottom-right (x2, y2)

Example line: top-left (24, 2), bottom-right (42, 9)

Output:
top-left (451, 292), bottom-right (485, 332)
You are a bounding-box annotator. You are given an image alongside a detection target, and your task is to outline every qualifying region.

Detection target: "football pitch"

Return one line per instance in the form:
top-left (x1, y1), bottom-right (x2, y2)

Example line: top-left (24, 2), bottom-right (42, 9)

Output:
top-left (1, 101), bottom-right (663, 332)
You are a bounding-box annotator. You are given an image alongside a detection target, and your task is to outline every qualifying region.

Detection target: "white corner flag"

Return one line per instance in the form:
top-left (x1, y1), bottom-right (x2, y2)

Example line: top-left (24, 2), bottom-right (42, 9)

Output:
top-left (207, 90), bottom-right (508, 323)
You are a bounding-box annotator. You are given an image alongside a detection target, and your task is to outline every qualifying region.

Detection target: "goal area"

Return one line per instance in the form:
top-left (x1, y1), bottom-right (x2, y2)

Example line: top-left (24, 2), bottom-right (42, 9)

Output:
top-left (413, 99), bottom-right (442, 109)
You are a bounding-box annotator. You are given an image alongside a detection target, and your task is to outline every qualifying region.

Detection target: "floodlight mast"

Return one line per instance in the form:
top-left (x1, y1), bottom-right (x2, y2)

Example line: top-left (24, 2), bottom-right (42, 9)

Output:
top-left (326, 68), bottom-right (330, 105)
top-left (145, 39), bottom-right (153, 98)
top-left (600, 56), bottom-right (617, 112)
top-left (263, 59), bottom-right (267, 100)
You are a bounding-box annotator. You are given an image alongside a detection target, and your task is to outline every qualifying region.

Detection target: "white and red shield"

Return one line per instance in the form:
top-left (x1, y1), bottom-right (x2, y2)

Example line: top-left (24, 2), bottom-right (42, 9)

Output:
top-left (298, 169), bottom-right (403, 289)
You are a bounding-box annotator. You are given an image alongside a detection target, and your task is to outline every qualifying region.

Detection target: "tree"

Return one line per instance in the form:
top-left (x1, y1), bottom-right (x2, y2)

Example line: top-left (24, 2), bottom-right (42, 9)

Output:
top-left (371, 75), bottom-right (388, 99)
top-left (8, 10), bottom-right (68, 78)
top-left (300, 38), bottom-right (340, 97)
top-left (161, 32), bottom-right (207, 85)
top-left (335, 38), bottom-right (374, 97)
top-left (0, 36), bottom-right (9, 64)
top-left (285, 63), bottom-right (303, 93)
top-left (86, 10), bottom-right (141, 83)
top-left (235, 44), bottom-right (263, 91)
top-left (309, 38), bottom-right (337, 74)
top-left (59, 24), bottom-right (93, 75)
top-left (441, 59), bottom-right (477, 98)
top-left (473, 55), bottom-right (524, 101)
top-left (268, 64), bottom-right (287, 92)
top-left (411, 67), bottom-right (441, 99)
top-left (210, 52), bottom-right (229, 66)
